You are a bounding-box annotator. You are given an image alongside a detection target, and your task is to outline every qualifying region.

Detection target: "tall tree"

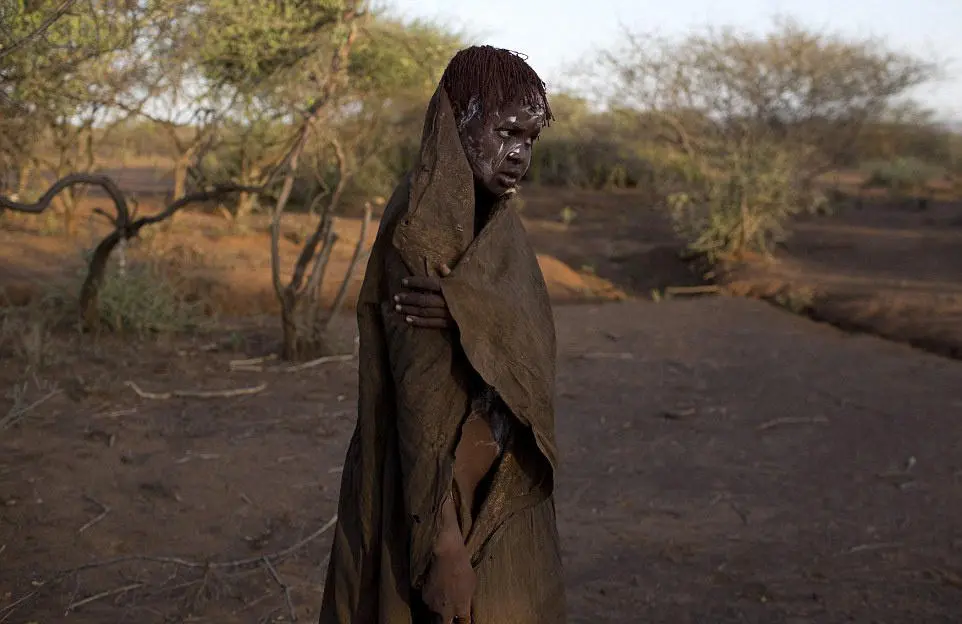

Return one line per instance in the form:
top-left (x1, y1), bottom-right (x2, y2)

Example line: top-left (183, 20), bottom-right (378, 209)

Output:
top-left (1, 0), bottom-right (165, 233)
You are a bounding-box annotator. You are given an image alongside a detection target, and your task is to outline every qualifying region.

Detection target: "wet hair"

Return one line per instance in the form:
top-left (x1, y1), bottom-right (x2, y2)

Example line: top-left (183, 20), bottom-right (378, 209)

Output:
top-left (440, 45), bottom-right (554, 128)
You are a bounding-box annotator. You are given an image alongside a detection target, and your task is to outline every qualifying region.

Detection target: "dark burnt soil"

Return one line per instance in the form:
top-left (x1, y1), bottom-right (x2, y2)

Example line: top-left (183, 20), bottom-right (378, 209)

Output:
top-left (2, 299), bottom-right (962, 623)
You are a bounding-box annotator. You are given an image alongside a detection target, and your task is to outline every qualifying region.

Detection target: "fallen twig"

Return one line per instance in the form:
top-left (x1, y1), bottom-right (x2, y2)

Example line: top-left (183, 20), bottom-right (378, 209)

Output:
top-left (708, 493), bottom-right (749, 525)
top-left (174, 452), bottom-right (221, 465)
top-left (230, 354), bottom-right (278, 370)
top-left (125, 381), bottom-right (268, 400)
top-left (578, 352), bottom-right (635, 361)
top-left (92, 408), bottom-right (138, 420)
top-left (263, 556), bottom-right (297, 622)
top-left (0, 586), bottom-right (43, 623)
top-left (76, 513), bottom-right (336, 571)
top-left (78, 495), bottom-right (111, 535)
top-left (664, 285), bottom-right (720, 297)
top-left (285, 353), bottom-right (354, 372)
top-left (844, 541), bottom-right (901, 554)
top-left (66, 582), bottom-right (143, 613)
top-left (0, 387), bottom-right (61, 430)
top-left (0, 514), bottom-right (338, 622)
top-left (259, 607), bottom-right (283, 624)
top-left (756, 416), bottom-right (829, 431)
top-left (933, 568), bottom-right (962, 590)
top-left (234, 590), bottom-right (275, 615)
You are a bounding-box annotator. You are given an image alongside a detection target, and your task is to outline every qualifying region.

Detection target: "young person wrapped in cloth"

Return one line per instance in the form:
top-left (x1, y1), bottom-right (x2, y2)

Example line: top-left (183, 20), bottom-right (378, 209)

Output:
top-left (318, 46), bottom-right (565, 624)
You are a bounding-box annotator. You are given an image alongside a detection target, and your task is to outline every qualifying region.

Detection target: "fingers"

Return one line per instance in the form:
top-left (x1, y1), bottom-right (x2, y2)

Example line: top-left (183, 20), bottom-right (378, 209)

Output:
top-left (402, 262), bottom-right (452, 291)
top-left (405, 316), bottom-right (453, 329)
top-left (396, 304), bottom-right (449, 319)
top-left (452, 603), bottom-right (471, 623)
top-left (402, 275), bottom-right (442, 292)
top-left (395, 292), bottom-right (445, 309)
top-left (428, 603), bottom-right (458, 624)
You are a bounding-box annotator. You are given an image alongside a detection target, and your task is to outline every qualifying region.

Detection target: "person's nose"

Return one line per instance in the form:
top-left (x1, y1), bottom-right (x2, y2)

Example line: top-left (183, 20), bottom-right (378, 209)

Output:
top-left (506, 142), bottom-right (529, 164)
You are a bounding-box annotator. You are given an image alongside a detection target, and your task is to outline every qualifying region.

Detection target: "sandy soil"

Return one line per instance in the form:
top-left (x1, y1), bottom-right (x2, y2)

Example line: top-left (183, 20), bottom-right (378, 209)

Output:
top-left (2, 300), bottom-right (961, 623)
top-left (2, 173), bottom-right (962, 622)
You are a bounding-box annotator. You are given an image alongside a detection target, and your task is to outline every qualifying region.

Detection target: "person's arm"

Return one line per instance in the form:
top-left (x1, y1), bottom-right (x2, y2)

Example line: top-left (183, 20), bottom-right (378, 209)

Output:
top-left (392, 270), bottom-right (506, 624)
top-left (378, 264), bottom-right (478, 624)
top-left (420, 391), bottom-right (502, 624)
top-left (395, 267), bottom-right (505, 518)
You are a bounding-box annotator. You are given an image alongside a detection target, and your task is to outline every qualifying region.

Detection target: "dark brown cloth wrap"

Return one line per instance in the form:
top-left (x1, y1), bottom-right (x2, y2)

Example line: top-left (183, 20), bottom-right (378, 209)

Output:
top-left (318, 87), bottom-right (565, 624)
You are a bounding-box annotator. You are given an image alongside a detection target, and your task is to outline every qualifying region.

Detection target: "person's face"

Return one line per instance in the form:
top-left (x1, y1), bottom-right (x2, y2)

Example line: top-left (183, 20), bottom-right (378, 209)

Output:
top-left (458, 98), bottom-right (545, 197)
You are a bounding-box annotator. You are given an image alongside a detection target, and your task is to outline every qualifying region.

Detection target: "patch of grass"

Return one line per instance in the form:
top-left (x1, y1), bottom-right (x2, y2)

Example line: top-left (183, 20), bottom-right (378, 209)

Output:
top-left (559, 205), bottom-right (577, 226)
top-left (772, 286), bottom-right (816, 315)
top-left (0, 311), bottom-right (58, 369)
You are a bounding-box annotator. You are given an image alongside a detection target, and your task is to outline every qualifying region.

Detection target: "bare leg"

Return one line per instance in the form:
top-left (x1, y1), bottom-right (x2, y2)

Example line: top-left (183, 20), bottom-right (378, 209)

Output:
top-left (454, 412), bottom-right (501, 533)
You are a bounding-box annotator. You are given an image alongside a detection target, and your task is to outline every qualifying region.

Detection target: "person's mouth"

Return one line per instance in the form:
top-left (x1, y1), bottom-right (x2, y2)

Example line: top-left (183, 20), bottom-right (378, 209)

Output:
top-left (496, 171), bottom-right (521, 187)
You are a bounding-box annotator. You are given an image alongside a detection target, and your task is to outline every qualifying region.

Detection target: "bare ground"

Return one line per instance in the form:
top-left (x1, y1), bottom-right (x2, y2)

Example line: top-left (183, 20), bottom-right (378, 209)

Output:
top-left (2, 174), bottom-right (962, 622)
top-left (1, 300), bottom-right (961, 622)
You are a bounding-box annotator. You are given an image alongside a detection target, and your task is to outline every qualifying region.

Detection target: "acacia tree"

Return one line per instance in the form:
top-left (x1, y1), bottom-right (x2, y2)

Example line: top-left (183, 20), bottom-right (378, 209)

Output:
top-left (180, 0), bottom-right (350, 223)
top-left (0, 0), bottom-right (79, 198)
top-left (597, 18), bottom-right (938, 261)
top-left (1, 0), bottom-right (164, 235)
top-left (108, 0), bottom-right (230, 206)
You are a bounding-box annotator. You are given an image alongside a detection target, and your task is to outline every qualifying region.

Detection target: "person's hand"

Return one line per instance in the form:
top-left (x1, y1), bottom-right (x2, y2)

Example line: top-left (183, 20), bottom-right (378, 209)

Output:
top-left (421, 528), bottom-right (475, 624)
top-left (394, 263), bottom-right (454, 329)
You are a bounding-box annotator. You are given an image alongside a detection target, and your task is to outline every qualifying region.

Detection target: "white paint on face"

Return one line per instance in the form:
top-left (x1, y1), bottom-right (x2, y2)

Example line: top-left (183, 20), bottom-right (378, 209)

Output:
top-left (458, 97), bottom-right (547, 197)
top-left (458, 96), bottom-right (482, 132)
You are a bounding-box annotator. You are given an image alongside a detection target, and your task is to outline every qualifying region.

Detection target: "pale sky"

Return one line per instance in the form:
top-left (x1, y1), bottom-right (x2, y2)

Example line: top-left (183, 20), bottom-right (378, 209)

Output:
top-left (385, 0), bottom-right (962, 122)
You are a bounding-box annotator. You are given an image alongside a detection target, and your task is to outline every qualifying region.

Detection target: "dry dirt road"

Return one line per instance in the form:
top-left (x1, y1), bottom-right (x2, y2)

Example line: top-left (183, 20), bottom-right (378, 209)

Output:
top-left (2, 298), bottom-right (962, 623)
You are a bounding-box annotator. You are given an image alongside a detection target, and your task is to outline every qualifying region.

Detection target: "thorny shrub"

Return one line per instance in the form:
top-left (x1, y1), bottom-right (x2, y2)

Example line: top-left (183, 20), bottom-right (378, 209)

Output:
top-left (1, 247), bottom-right (210, 343)
top-left (72, 249), bottom-right (210, 335)
top-left (664, 144), bottom-right (826, 264)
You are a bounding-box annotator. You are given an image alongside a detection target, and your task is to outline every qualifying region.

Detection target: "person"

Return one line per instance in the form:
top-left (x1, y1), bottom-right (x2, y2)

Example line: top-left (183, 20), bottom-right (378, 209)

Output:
top-left (319, 45), bottom-right (565, 624)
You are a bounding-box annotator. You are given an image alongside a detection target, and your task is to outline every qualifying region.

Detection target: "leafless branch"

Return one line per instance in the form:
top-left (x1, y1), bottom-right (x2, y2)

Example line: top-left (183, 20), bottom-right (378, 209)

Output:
top-left (77, 495), bottom-right (111, 535)
top-left (284, 353), bottom-right (354, 372)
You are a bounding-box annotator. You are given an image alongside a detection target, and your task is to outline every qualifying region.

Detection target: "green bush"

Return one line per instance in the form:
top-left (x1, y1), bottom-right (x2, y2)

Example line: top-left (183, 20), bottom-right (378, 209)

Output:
top-left (34, 251), bottom-right (210, 336)
top-left (861, 157), bottom-right (945, 193)
top-left (93, 260), bottom-right (209, 335)
top-left (526, 137), bottom-right (655, 190)
top-left (664, 144), bottom-right (820, 263)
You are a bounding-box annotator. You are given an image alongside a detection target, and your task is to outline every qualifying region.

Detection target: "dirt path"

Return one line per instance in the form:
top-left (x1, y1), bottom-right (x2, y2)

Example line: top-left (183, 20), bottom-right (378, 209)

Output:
top-left (2, 298), bottom-right (961, 622)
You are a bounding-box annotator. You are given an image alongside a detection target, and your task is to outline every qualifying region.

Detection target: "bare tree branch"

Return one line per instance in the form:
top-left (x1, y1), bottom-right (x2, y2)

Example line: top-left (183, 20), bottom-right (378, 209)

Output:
top-left (325, 201), bottom-right (372, 330)
top-left (0, 173), bottom-right (261, 327)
